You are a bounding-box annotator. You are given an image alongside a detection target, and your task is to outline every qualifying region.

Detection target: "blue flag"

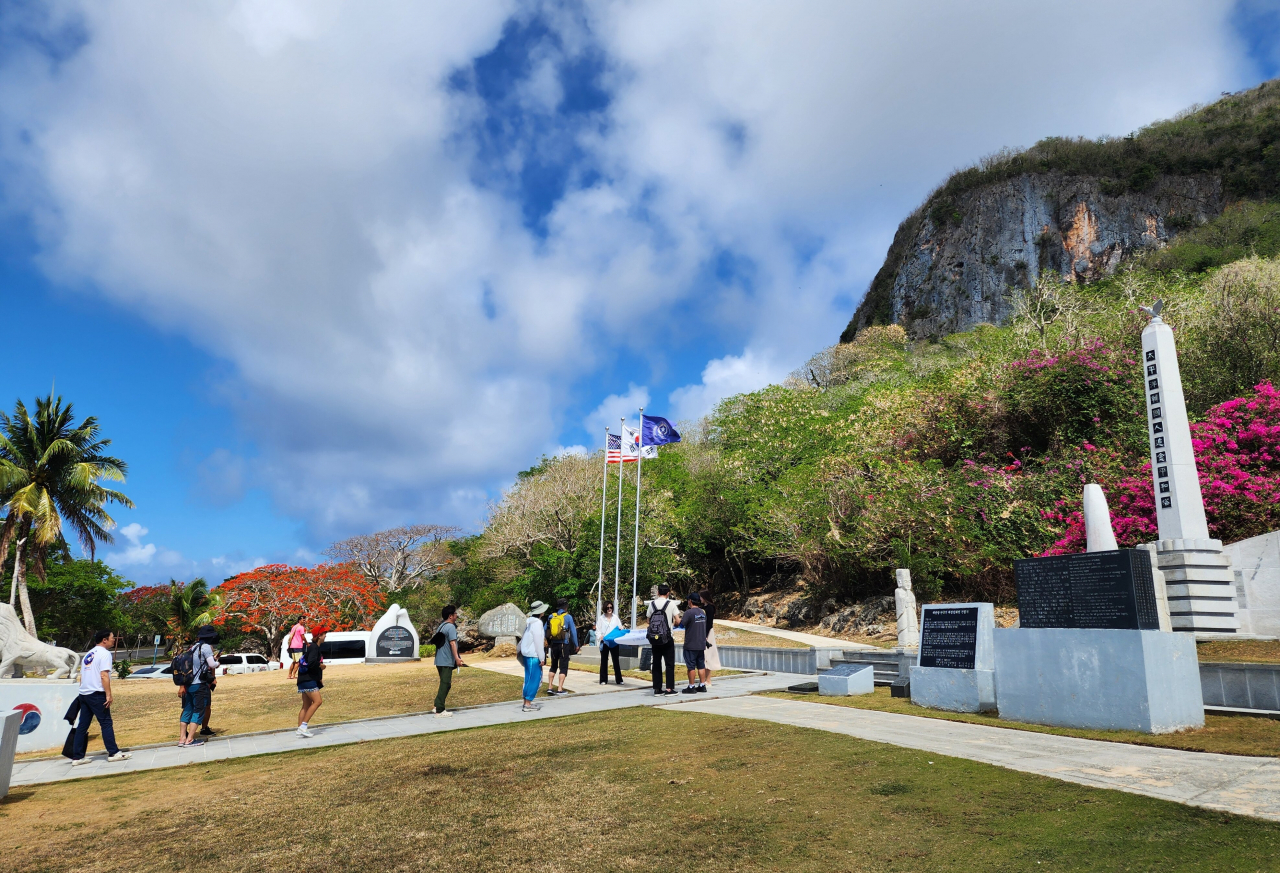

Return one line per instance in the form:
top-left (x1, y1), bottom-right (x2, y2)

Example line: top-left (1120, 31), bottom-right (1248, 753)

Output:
top-left (641, 414), bottom-right (681, 446)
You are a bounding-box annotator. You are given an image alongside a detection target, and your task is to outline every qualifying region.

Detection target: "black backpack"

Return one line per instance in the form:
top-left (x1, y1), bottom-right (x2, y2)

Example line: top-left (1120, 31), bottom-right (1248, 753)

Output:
top-left (647, 603), bottom-right (672, 646)
top-left (171, 643), bottom-right (200, 686)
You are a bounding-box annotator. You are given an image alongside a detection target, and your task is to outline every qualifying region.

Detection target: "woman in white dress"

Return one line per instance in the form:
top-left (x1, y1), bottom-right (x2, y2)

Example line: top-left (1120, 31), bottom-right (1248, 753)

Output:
top-left (596, 600), bottom-right (623, 684)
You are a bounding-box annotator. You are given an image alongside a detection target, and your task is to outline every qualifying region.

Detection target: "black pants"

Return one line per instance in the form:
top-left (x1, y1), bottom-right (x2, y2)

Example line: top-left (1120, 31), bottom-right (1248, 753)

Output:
top-left (71, 691), bottom-right (119, 759)
top-left (599, 644), bottom-right (622, 683)
top-left (651, 640), bottom-right (676, 692)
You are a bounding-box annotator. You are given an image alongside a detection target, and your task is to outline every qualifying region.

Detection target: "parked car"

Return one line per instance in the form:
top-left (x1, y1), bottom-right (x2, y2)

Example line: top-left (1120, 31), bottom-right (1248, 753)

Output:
top-left (127, 663), bottom-right (174, 679)
top-left (215, 653), bottom-right (279, 676)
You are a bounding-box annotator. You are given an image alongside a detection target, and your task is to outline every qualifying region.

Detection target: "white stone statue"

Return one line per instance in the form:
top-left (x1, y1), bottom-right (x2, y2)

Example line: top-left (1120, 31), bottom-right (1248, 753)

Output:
top-left (0, 602), bottom-right (81, 679)
top-left (1083, 483), bottom-right (1119, 552)
top-left (894, 569), bottom-right (920, 649)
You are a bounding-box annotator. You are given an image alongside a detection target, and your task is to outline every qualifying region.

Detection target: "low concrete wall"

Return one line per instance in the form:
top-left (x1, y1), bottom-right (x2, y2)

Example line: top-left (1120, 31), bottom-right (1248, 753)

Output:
top-left (1223, 530), bottom-right (1280, 636)
top-left (0, 680), bottom-right (80, 753)
top-left (1200, 662), bottom-right (1280, 712)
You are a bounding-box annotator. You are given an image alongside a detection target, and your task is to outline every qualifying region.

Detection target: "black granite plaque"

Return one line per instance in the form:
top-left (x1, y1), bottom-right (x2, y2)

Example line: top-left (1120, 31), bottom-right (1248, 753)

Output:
top-left (1014, 550), bottom-right (1159, 630)
top-left (918, 606), bottom-right (978, 669)
top-left (376, 625), bottom-right (415, 658)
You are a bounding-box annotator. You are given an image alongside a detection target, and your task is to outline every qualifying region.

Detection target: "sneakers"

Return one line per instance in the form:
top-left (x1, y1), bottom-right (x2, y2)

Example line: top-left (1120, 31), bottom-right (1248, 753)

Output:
top-left (681, 686), bottom-right (698, 694)
top-left (434, 710), bottom-right (454, 719)
top-left (663, 689), bottom-right (679, 696)
top-left (183, 740), bottom-right (205, 748)
top-left (697, 685), bottom-right (708, 693)
top-left (599, 680), bottom-right (608, 685)
top-left (521, 703), bottom-right (541, 712)
top-left (70, 757), bottom-right (92, 766)
top-left (199, 727), bottom-right (215, 736)
top-left (296, 726), bottom-right (315, 738)
top-left (107, 751), bottom-right (132, 762)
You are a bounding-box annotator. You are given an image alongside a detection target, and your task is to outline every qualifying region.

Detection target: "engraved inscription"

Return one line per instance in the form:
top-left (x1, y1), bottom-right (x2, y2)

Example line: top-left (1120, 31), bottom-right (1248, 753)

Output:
top-left (1014, 551), bottom-right (1159, 630)
top-left (1152, 422), bottom-right (1164, 434)
top-left (1159, 481), bottom-right (1170, 493)
top-left (1152, 407), bottom-right (1162, 419)
top-left (1161, 496), bottom-right (1172, 508)
top-left (1154, 436), bottom-right (1164, 448)
top-left (1148, 378), bottom-right (1158, 390)
top-left (918, 607), bottom-right (978, 670)
top-left (1156, 451), bottom-right (1166, 463)
top-left (1146, 350), bottom-right (1156, 362)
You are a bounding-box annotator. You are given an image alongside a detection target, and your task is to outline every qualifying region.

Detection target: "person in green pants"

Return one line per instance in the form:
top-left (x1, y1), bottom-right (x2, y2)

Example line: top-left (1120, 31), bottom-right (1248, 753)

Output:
top-left (433, 605), bottom-right (467, 717)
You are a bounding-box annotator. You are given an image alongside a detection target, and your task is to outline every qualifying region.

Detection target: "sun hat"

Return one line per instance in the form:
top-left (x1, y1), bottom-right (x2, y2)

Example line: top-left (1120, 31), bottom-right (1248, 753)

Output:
top-left (529, 601), bottom-right (549, 616)
top-left (196, 625), bottom-right (220, 643)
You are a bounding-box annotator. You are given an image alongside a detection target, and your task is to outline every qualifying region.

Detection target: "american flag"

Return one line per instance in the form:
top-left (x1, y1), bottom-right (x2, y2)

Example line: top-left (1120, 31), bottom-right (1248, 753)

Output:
top-left (606, 432), bottom-right (637, 464)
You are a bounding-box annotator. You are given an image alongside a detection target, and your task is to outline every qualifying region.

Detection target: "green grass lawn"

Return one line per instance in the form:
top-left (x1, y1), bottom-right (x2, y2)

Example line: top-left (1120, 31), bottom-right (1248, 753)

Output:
top-left (764, 687), bottom-right (1280, 757)
top-left (4, 707), bottom-right (1277, 872)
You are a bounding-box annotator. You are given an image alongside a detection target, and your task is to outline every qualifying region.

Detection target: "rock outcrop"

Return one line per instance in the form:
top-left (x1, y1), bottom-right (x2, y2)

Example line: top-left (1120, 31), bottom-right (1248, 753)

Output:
top-left (844, 172), bottom-right (1224, 339)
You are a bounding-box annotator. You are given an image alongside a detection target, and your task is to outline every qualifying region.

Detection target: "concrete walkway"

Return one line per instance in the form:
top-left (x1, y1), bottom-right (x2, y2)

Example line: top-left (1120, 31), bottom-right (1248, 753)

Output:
top-left (672, 695), bottom-right (1280, 821)
top-left (715, 618), bottom-right (878, 650)
top-left (9, 671), bottom-right (800, 788)
top-left (469, 657), bottom-right (651, 693)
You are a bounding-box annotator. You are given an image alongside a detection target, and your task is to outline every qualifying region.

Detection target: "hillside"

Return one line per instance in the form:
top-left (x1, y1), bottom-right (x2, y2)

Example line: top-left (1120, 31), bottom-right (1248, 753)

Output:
top-left (843, 78), bottom-right (1280, 340)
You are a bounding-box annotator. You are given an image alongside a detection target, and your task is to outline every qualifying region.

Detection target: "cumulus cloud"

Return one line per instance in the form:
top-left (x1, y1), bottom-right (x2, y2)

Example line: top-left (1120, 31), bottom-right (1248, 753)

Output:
top-left (105, 523), bottom-right (184, 570)
top-left (584, 384), bottom-right (651, 437)
top-left (0, 0), bottom-right (1254, 548)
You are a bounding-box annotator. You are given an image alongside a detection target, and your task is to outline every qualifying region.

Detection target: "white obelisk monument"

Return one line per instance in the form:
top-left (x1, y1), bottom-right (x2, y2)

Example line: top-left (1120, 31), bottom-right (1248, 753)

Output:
top-left (1141, 301), bottom-right (1240, 633)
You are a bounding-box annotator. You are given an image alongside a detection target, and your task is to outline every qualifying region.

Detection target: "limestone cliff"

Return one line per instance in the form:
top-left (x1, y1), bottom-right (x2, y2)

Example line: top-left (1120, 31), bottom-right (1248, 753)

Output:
top-left (844, 173), bottom-right (1223, 340)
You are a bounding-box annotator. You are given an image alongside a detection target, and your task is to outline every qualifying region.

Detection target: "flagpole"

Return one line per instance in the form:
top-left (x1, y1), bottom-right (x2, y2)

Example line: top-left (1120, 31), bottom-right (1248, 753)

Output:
top-left (615, 418), bottom-right (625, 625)
top-left (631, 407), bottom-right (644, 630)
top-left (596, 427), bottom-right (610, 625)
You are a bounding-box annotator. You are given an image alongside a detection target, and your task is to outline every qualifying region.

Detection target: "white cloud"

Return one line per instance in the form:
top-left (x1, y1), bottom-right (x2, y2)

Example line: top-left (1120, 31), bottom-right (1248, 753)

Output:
top-left (105, 522), bottom-right (185, 570)
top-left (669, 349), bottom-right (789, 424)
top-left (584, 384), bottom-right (651, 438)
top-left (0, 0), bottom-right (1254, 548)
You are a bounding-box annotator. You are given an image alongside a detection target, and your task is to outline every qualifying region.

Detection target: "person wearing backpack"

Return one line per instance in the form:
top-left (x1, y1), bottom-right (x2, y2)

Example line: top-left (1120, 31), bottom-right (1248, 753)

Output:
top-left (545, 598), bottom-right (577, 696)
top-left (177, 625), bottom-right (220, 747)
top-left (296, 625), bottom-right (328, 737)
top-left (431, 605), bottom-right (467, 717)
top-left (646, 583), bottom-right (681, 696)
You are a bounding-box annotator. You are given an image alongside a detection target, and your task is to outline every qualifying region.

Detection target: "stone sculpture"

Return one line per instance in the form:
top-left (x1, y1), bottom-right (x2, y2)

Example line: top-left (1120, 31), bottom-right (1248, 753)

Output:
top-left (477, 602), bottom-right (525, 648)
top-left (0, 603), bottom-right (80, 679)
top-left (1082, 483), bottom-right (1119, 552)
top-left (894, 569), bottom-right (920, 649)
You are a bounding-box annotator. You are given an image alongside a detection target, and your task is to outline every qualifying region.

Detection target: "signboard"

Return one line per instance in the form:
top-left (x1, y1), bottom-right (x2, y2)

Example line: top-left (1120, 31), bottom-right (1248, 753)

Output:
top-left (1014, 550), bottom-right (1160, 630)
top-left (375, 626), bottom-right (416, 659)
top-left (918, 606), bottom-right (979, 670)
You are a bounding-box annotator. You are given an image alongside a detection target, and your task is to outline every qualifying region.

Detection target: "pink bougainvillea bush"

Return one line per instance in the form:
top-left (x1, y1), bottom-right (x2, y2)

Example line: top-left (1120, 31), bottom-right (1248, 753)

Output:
top-left (1043, 382), bottom-right (1280, 554)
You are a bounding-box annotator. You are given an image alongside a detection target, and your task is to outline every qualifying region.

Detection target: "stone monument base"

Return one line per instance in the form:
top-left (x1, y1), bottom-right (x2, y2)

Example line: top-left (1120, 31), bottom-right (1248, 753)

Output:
top-left (0, 679), bottom-right (80, 753)
top-left (1, 709), bottom-right (21, 799)
top-left (818, 663), bottom-right (874, 696)
top-left (993, 627), bottom-right (1203, 733)
top-left (909, 666), bottom-right (996, 712)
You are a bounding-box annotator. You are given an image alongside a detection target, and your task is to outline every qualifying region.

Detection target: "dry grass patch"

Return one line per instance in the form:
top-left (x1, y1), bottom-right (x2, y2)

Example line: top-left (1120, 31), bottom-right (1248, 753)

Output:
top-left (23, 661), bottom-right (521, 757)
top-left (4, 707), bottom-right (1279, 872)
top-left (765, 687), bottom-right (1280, 757)
top-left (1199, 639), bottom-right (1280, 664)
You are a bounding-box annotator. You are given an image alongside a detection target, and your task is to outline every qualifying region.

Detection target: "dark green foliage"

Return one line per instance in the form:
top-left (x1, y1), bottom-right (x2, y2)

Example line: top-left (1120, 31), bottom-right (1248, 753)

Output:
top-left (24, 545), bottom-right (131, 647)
top-left (1143, 200), bottom-right (1280, 274)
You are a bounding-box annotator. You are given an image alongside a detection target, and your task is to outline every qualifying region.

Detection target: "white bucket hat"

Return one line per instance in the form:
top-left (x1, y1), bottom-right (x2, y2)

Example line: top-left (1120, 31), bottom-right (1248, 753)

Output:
top-left (529, 600), bottom-right (549, 616)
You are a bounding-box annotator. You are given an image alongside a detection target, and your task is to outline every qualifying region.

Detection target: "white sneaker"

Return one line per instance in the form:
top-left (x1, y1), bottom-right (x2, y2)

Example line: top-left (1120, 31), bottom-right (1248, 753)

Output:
top-left (70, 757), bottom-right (92, 766)
top-left (434, 710), bottom-right (453, 719)
top-left (296, 727), bottom-right (314, 738)
top-left (107, 751), bottom-right (132, 762)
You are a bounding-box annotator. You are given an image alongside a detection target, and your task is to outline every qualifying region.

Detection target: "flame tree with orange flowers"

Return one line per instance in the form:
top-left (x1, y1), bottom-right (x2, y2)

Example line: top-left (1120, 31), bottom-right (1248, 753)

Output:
top-left (216, 563), bottom-right (383, 655)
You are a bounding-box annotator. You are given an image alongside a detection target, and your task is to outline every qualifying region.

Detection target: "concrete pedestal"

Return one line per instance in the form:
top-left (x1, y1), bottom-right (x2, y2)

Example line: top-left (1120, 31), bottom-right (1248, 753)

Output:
top-left (819, 664), bottom-right (874, 696)
top-left (1153, 539), bottom-right (1241, 634)
top-left (0, 680), bottom-right (79, 753)
top-left (993, 627), bottom-right (1203, 733)
top-left (909, 667), bottom-right (996, 712)
top-left (0, 709), bottom-right (20, 799)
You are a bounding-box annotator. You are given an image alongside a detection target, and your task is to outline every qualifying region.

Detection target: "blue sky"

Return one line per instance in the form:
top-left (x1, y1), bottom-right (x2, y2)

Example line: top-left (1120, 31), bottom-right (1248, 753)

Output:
top-left (1, 1), bottom-right (1276, 585)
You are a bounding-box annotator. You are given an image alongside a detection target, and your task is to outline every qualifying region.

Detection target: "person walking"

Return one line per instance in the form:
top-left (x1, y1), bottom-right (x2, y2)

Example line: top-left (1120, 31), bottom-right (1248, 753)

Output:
top-left (70, 629), bottom-right (132, 765)
top-left (702, 590), bottom-right (722, 672)
top-left (678, 593), bottom-right (711, 693)
top-left (545, 598), bottom-right (577, 696)
top-left (285, 617), bottom-right (307, 679)
top-left (178, 625), bottom-right (220, 746)
top-left (596, 600), bottom-right (623, 685)
top-left (646, 583), bottom-right (680, 696)
top-left (432, 605), bottom-right (467, 717)
top-left (296, 625), bottom-right (328, 738)
top-left (518, 601), bottom-right (549, 712)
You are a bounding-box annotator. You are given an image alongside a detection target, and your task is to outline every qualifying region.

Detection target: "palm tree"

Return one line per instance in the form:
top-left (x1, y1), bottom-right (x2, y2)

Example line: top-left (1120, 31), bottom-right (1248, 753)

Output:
top-left (0, 395), bottom-right (133, 636)
top-left (166, 578), bottom-right (222, 646)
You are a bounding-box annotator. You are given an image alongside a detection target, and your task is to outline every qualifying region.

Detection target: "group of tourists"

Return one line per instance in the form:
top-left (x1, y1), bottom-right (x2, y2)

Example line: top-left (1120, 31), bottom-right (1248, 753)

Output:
top-left (645, 583), bottom-right (719, 695)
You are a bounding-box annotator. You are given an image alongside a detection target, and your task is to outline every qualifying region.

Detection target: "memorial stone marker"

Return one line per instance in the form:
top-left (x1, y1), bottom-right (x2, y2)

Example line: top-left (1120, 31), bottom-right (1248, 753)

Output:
top-left (1014, 550), bottom-right (1160, 631)
top-left (918, 606), bottom-right (978, 669)
top-left (818, 662), bottom-right (874, 697)
top-left (375, 626), bottom-right (415, 658)
top-left (477, 603), bottom-right (526, 647)
top-left (909, 603), bottom-right (995, 712)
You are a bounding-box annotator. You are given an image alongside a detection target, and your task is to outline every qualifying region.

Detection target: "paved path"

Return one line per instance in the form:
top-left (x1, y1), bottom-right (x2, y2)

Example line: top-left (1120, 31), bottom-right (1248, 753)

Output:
top-left (469, 657), bottom-right (651, 693)
top-left (672, 695), bottom-right (1280, 821)
top-left (715, 619), bottom-right (878, 650)
top-left (9, 672), bottom-right (800, 788)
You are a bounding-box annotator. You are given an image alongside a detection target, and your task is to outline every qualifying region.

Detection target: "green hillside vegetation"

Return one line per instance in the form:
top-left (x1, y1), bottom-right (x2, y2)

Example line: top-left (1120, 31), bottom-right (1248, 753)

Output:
top-left (443, 248), bottom-right (1280, 615)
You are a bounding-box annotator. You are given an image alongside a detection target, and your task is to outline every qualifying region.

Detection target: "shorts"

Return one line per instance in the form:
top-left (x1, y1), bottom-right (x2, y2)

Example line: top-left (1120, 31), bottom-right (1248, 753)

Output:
top-left (181, 685), bottom-right (211, 723)
top-left (297, 681), bottom-right (321, 694)
top-left (684, 649), bottom-right (706, 671)
top-left (289, 648), bottom-right (302, 662)
top-left (549, 643), bottom-right (572, 676)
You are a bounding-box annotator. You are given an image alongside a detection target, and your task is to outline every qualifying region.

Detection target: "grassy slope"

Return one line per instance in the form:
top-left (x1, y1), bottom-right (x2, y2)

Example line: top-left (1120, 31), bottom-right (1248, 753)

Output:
top-left (765, 688), bottom-right (1280, 758)
top-left (6, 708), bottom-right (1279, 872)
top-left (29, 661), bottom-right (522, 756)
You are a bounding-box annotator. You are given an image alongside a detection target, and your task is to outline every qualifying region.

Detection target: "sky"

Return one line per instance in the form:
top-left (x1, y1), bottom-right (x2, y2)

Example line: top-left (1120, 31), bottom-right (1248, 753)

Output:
top-left (0, 0), bottom-right (1277, 586)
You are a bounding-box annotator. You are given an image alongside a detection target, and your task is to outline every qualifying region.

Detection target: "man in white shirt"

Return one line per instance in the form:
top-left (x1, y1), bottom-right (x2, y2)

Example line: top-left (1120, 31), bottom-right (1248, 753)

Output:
top-left (71, 629), bottom-right (132, 765)
top-left (646, 584), bottom-right (681, 696)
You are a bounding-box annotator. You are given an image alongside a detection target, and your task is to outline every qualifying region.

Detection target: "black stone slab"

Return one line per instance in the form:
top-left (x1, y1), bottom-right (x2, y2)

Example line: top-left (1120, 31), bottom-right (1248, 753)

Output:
top-left (1014, 550), bottom-right (1159, 630)
top-left (375, 626), bottom-right (416, 658)
top-left (918, 606), bottom-right (979, 669)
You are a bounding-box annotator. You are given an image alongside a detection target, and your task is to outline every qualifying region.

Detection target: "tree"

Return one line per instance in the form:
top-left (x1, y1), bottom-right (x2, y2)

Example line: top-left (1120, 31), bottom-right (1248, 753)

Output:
top-left (166, 578), bottom-right (221, 645)
top-left (217, 563), bottom-right (383, 653)
top-left (118, 584), bottom-right (173, 640)
top-left (324, 525), bottom-right (460, 592)
top-left (26, 548), bottom-right (131, 647)
top-left (0, 395), bottom-right (133, 635)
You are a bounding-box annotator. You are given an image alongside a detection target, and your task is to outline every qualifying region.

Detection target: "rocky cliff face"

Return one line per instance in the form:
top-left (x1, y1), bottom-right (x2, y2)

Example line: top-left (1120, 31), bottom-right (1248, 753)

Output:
top-left (843, 172), bottom-right (1225, 340)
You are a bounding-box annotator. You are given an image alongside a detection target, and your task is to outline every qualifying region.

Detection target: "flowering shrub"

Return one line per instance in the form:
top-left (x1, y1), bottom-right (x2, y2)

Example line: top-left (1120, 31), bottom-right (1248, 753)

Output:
top-left (217, 563), bottom-right (383, 650)
top-left (1043, 382), bottom-right (1280, 554)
